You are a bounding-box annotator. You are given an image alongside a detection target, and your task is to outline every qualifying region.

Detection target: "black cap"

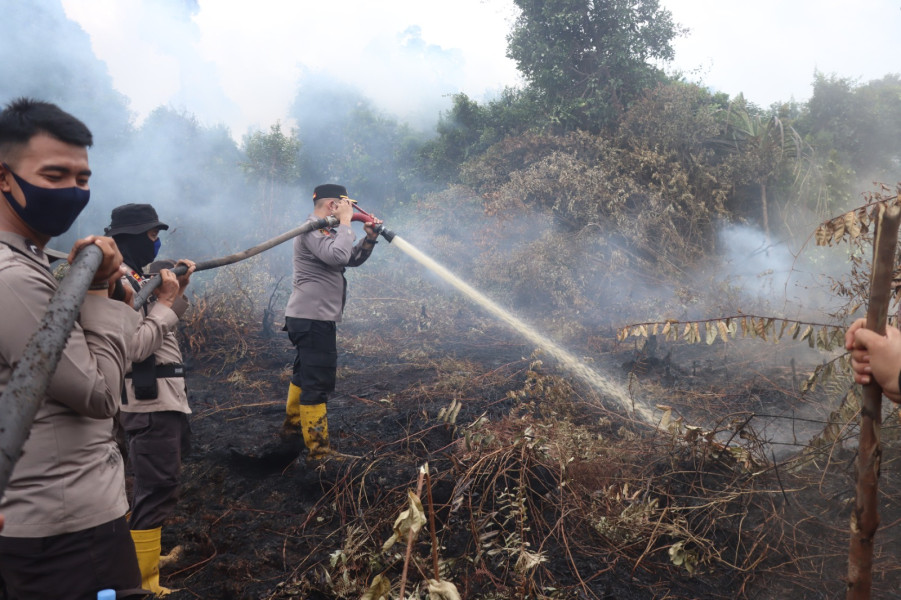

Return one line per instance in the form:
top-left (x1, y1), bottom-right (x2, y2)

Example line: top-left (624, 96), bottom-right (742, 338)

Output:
top-left (104, 203), bottom-right (169, 237)
top-left (312, 184), bottom-right (347, 202)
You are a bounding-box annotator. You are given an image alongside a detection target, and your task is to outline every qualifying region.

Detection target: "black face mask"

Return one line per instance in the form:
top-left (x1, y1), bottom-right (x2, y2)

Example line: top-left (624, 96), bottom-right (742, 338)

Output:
top-left (114, 233), bottom-right (156, 274)
top-left (1, 163), bottom-right (89, 237)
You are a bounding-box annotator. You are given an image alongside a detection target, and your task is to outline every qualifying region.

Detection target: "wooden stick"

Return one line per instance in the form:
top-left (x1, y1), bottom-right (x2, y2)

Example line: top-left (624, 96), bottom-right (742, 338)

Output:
top-left (425, 466), bottom-right (440, 580)
top-left (847, 201), bottom-right (901, 599)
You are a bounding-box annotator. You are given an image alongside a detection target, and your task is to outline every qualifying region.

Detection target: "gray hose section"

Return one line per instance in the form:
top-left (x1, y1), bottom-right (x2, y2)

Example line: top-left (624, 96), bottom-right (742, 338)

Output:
top-left (132, 216), bottom-right (339, 309)
top-left (0, 244), bottom-right (102, 499)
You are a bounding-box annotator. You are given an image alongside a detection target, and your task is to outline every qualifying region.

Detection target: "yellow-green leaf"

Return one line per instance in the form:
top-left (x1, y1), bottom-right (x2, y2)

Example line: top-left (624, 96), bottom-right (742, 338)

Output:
top-left (815, 224), bottom-right (830, 246)
top-left (717, 320), bottom-right (730, 342)
top-left (382, 490), bottom-right (426, 551)
top-left (832, 218), bottom-right (845, 243)
top-left (362, 575), bottom-right (392, 600)
top-left (845, 211), bottom-right (861, 238)
top-left (753, 318), bottom-right (766, 341)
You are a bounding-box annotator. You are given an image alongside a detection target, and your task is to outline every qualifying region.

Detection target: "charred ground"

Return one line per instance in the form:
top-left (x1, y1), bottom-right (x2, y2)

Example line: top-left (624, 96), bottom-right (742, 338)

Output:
top-left (142, 283), bottom-right (901, 600)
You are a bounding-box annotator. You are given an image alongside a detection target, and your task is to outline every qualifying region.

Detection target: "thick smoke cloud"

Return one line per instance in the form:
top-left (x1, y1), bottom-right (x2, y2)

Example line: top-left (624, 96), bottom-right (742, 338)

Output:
top-left (61, 0), bottom-right (519, 136)
top-left (0, 2), bottom-right (297, 266)
top-left (2, 0), bottom-right (505, 270)
top-left (1, 0), bottom-right (135, 242)
top-left (0, 0), bottom-right (869, 331)
top-left (0, 0), bottom-right (132, 147)
top-left (60, 0), bottom-right (241, 131)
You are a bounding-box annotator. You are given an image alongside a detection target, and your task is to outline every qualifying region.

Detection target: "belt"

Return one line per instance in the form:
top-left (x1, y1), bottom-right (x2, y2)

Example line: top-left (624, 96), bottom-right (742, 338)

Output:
top-left (125, 363), bottom-right (186, 379)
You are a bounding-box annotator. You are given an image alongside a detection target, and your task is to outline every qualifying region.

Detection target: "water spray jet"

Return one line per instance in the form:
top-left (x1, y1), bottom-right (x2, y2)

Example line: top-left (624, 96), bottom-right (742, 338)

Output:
top-left (383, 235), bottom-right (657, 424)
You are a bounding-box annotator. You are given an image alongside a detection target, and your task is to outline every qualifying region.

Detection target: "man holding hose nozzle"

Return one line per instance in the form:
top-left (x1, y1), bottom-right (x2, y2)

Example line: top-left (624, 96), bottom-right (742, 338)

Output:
top-left (0, 99), bottom-right (145, 598)
top-left (283, 183), bottom-right (381, 461)
top-left (106, 203), bottom-right (196, 596)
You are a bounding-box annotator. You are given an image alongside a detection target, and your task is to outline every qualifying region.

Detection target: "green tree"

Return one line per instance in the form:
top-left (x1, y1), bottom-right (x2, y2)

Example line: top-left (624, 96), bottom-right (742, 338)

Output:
top-left (712, 99), bottom-right (807, 241)
top-left (418, 94), bottom-right (487, 183)
top-left (506, 0), bottom-right (681, 132)
top-left (419, 88), bottom-right (548, 184)
top-left (799, 73), bottom-right (901, 189)
top-left (242, 122), bottom-right (302, 231)
top-left (291, 81), bottom-right (423, 211)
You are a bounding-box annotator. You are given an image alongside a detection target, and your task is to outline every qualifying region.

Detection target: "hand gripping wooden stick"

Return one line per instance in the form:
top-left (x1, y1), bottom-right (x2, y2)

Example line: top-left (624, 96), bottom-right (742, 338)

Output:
top-left (847, 201), bottom-right (901, 599)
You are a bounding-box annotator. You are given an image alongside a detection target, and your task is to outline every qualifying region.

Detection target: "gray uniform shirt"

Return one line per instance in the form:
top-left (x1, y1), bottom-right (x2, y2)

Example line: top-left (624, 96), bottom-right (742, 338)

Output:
top-left (122, 285), bottom-right (190, 414)
top-left (0, 232), bottom-right (140, 538)
top-left (284, 216), bottom-right (373, 322)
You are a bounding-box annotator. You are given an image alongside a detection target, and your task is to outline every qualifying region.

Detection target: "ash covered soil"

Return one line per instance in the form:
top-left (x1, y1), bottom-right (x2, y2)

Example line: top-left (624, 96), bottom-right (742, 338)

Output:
top-left (151, 310), bottom-right (901, 600)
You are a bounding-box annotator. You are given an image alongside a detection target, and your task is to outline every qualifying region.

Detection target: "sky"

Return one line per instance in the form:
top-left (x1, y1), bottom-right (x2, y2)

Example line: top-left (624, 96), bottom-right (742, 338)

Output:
top-left (57, 0), bottom-right (901, 138)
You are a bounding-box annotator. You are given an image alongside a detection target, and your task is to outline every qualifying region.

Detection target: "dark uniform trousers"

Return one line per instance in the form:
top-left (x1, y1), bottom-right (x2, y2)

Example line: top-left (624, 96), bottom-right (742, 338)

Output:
top-left (0, 516), bottom-right (143, 599)
top-left (285, 317), bottom-right (337, 405)
top-left (121, 411), bottom-right (191, 530)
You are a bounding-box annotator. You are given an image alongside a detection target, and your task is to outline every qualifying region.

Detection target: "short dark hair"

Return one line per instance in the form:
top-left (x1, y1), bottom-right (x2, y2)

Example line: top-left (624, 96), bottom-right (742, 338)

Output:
top-left (0, 98), bottom-right (93, 161)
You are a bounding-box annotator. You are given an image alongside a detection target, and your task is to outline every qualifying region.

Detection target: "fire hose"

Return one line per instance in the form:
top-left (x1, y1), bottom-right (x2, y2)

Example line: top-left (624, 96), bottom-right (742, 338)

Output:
top-left (132, 205), bottom-right (394, 309)
top-left (0, 244), bottom-right (104, 498)
top-left (0, 207), bottom-right (394, 498)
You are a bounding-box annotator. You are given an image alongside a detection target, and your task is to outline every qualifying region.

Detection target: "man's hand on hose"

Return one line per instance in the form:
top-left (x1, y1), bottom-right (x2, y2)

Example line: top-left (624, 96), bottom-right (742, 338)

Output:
top-left (845, 317), bottom-right (901, 403)
top-left (68, 236), bottom-right (131, 303)
top-left (363, 217), bottom-right (383, 245)
top-left (154, 268), bottom-right (180, 308)
top-left (174, 259), bottom-right (196, 296)
top-left (332, 198), bottom-right (353, 226)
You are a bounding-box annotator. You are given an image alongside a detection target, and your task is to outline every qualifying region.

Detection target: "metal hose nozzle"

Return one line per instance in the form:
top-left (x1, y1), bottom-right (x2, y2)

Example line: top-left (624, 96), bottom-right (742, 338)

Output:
top-left (374, 223), bottom-right (395, 242)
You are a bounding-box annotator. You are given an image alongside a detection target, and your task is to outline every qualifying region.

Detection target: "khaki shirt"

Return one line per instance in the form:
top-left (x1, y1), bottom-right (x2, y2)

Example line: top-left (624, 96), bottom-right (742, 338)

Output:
top-left (284, 217), bottom-right (373, 322)
top-left (0, 232), bottom-right (140, 538)
top-left (121, 283), bottom-right (190, 414)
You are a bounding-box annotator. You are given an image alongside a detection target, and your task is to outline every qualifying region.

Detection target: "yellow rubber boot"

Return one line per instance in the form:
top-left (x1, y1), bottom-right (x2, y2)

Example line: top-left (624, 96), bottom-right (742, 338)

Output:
top-left (282, 383), bottom-right (302, 433)
top-left (131, 527), bottom-right (171, 596)
top-left (299, 403), bottom-right (330, 460)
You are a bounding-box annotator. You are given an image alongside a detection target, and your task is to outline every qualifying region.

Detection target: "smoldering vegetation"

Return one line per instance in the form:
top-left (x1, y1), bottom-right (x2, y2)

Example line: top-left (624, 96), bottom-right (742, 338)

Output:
top-left (5, 1), bottom-right (901, 599)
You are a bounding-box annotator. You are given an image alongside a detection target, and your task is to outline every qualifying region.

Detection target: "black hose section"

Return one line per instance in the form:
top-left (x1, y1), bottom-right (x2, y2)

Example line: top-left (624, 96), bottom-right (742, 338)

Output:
top-left (0, 244), bottom-right (103, 499)
top-left (132, 216), bottom-right (340, 309)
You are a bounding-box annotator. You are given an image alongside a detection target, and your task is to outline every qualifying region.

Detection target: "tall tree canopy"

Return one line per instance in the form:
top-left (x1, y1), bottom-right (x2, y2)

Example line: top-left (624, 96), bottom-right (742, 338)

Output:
top-left (242, 122), bottom-right (302, 232)
top-left (800, 73), bottom-right (901, 186)
top-left (506, 0), bottom-right (681, 131)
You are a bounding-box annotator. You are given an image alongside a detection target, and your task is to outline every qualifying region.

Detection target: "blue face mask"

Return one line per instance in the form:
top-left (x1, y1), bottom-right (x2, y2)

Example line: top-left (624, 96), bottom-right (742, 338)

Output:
top-left (2, 163), bottom-right (90, 237)
top-left (153, 237), bottom-right (162, 259)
